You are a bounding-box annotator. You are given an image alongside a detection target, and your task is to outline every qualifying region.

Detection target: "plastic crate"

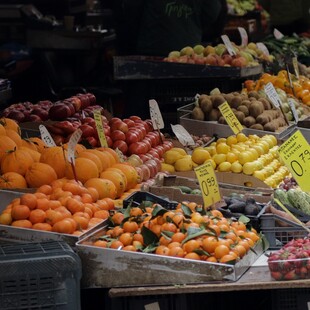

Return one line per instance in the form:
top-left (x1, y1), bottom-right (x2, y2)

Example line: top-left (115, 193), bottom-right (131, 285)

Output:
top-left (272, 288), bottom-right (310, 310)
top-left (123, 191), bottom-right (178, 210)
top-left (260, 214), bottom-right (308, 249)
top-left (0, 241), bottom-right (82, 310)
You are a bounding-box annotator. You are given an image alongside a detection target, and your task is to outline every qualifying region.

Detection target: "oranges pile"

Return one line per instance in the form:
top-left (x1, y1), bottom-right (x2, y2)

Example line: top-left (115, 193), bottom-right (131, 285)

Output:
top-left (0, 179), bottom-right (117, 235)
top-left (91, 200), bottom-right (260, 264)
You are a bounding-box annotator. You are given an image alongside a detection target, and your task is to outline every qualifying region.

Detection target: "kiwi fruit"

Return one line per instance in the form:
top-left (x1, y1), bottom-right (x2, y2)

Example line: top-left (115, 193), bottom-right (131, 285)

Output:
top-left (256, 114), bottom-right (270, 125)
top-left (237, 105), bottom-right (249, 116)
top-left (211, 94), bottom-right (226, 109)
top-left (250, 124), bottom-right (264, 130)
top-left (199, 97), bottom-right (213, 113)
top-left (208, 108), bottom-right (221, 121)
top-left (241, 100), bottom-right (251, 108)
top-left (191, 106), bottom-right (205, 121)
top-left (218, 116), bottom-right (227, 124)
top-left (264, 121), bottom-right (278, 132)
top-left (258, 98), bottom-right (272, 110)
top-left (230, 96), bottom-right (242, 109)
top-left (243, 116), bottom-right (256, 127)
top-left (249, 101), bottom-right (265, 118)
top-left (248, 90), bottom-right (260, 99)
top-left (234, 111), bottom-right (245, 124)
top-left (223, 93), bottom-right (234, 104)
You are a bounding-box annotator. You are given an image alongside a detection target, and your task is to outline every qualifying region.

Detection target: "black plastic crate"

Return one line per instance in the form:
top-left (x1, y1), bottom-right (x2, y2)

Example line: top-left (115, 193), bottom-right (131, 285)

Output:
top-left (123, 191), bottom-right (178, 210)
top-left (272, 288), bottom-right (310, 310)
top-left (0, 241), bottom-right (82, 310)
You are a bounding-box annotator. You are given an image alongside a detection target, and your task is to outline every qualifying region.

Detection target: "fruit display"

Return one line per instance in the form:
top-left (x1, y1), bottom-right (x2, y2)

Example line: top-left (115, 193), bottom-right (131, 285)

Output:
top-left (227, 0), bottom-right (257, 16)
top-left (163, 41), bottom-right (273, 67)
top-left (245, 70), bottom-right (310, 107)
top-left (0, 93), bottom-right (96, 123)
top-left (268, 238), bottom-right (310, 280)
top-left (89, 198), bottom-right (261, 264)
top-left (191, 88), bottom-right (302, 131)
top-left (0, 179), bottom-right (117, 234)
top-left (161, 133), bottom-right (289, 188)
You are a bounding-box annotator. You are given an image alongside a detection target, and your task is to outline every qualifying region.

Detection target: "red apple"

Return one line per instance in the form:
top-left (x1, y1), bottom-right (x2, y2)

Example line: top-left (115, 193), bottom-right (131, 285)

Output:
top-left (69, 96), bottom-right (82, 111)
top-left (139, 164), bottom-right (151, 181)
top-left (126, 131), bottom-right (139, 144)
top-left (128, 142), bottom-right (148, 155)
top-left (123, 118), bottom-right (135, 128)
top-left (110, 130), bottom-right (126, 141)
top-left (79, 124), bottom-right (96, 138)
top-left (129, 115), bottom-right (141, 122)
top-left (113, 140), bottom-right (128, 154)
top-left (48, 103), bottom-right (72, 120)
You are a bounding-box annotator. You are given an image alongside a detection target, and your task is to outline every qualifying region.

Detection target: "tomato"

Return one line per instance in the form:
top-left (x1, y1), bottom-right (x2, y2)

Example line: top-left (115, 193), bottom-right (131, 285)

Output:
top-left (113, 140), bottom-right (128, 154)
top-left (125, 131), bottom-right (140, 144)
top-left (110, 130), bottom-right (126, 141)
top-left (128, 141), bottom-right (148, 155)
top-left (123, 118), bottom-right (136, 128)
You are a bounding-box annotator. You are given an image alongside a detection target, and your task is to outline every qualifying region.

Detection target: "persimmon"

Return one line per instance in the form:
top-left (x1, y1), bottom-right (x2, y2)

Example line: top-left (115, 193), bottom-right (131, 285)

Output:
top-left (11, 219), bottom-right (32, 229)
top-left (29, 209), bottom-right (46, 224)
top-left (93, 210), bottom-right (109, 220)
top-left (11, 204), bottom-right (30, 220)
top-left (0, 213), bottom-right (12, 225)
top-left (32, 223), bottom-right (52, 231)
top-left (20, 193), bottom-right (37, 210)
top-left (52, 218), bottom-right (75, 234)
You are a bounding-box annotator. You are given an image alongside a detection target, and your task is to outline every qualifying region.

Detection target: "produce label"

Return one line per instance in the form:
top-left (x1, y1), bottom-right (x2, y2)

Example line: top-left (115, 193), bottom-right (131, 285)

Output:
top-left (288, 99), bottom-right (299, 123)
top-left (93, 110), bottom-right (108, 147)
top-left (278, 130), bottom-right (310, 192)
top-left (171, 124), bottom-right (195, 146)
top-left (264, 82), bottom-right (281, 108)
top-left (149, 99), bottom-right (164, 129)
top-left (39, 125), bottom-right (56, 147)
top-left (67, 128), bottom-right (82, 165)
top-left (238, 27), bottom-right (248, 46)
top-left (221, 35), bottom-right (236, 56)
top-left (194, 161), bottom-right (221, 209)
top-left (273, 28), bottom-right (284, 40)
top-left (292, 57), bottom-right (300, 79)
top-left (114, 148), bottom-right (125, 162)
top-left (218, 101), bottom-right (243, 134)
top-left (256, 42), bottom-right (270, 56)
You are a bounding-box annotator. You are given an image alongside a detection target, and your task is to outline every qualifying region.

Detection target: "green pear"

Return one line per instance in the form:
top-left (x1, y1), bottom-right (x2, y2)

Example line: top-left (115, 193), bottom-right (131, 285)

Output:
top-left (214, 44), bottom-right (226, 56)
top-left (180, 46), bottom-right (194, 56)
top-left (168, 51), bottom-right (181, 58)
top-left (193, 44), bottom-right (205, 55)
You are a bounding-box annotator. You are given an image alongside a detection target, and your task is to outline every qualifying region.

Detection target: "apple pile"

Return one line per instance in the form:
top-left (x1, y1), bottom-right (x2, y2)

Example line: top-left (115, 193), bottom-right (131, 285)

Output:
top-left (268, 238), bottom-right (310, 280)
top-left (0, 93), bottom-right (96, 123)
top-left (163, 42), bottom-right (273, 67)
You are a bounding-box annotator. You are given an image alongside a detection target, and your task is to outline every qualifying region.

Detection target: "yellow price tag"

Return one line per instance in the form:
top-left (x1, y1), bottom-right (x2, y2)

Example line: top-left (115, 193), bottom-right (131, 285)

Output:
top-left (194, 160), bottom-right (221, 209)
top-left (218, 102), bottom-right (243, 134)
top-left (93, 110), bottom-right (108, 148)
top-left (278, 130), bottom-right (310, 192)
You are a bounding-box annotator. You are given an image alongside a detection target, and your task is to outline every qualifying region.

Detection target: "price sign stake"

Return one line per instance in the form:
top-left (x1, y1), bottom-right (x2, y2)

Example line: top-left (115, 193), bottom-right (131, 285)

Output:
top-left (39, 125), bottom-right (56, 147)
top-left (171, 124), bottom-right (195, 146)
top-left (194, 161), bottom-right (221, 209)
top-left (218, 102), bottom-right (243, 134)
top-left (149, 100), bottom-right (164, 130)
top-left (278, 130), bottom-right (310, 192)
top-left (221, 35), bottom-right (236, 56)
top-left (288, 99), bottom-right (299, 123)
top-left (292, 57), bottom-right (300, 79)
top-left (93, 110), bottom-right (108, 147)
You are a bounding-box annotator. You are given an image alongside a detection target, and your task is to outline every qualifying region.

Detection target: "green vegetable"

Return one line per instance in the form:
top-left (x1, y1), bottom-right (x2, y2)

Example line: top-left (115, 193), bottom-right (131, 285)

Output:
top-left (190, 189), bottom-right (202, 195)
top-left (176, 186), bottom-right (192, 194)
top-left (287, 189), bottom-right (310, 215)
top-left (274, 188), bottom-right (290, 206)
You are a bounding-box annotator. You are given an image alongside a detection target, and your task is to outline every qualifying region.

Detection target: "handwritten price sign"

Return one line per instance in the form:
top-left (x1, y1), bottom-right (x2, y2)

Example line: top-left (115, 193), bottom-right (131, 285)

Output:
top-left (67, 129), bottom-right (82, 165)
top-left (218, 102), bottom-right (243, 134)
top-left (194, 161), bottom-right (221, 209)
top-left (93, 110), bottom-right (108, 147)
top-left (39, 125), bottom-right (56, 147)
top-left (278, 130), bottom-right (310, 192)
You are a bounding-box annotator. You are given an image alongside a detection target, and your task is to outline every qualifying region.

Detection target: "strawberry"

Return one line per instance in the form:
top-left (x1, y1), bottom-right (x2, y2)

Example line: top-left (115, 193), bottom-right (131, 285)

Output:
top-left (284, 270), bottom-right (298, 280)
top-left (270, 271), bottom-right (283, 281)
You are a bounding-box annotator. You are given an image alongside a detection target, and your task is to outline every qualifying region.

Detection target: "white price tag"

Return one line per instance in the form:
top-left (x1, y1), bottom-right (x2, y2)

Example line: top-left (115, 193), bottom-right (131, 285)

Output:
top-left (264, 82), bottom-right (281, 108)
top-left (149, 99), bottom-right (164, 129)
top-left (144, 303), bottom-right (160, 310)
top-left (67, 128), bottom-right (82, 164)
top-left (256, 42), bottom-right (270, 56)
top-left (39, 125), bottom-right (56, 147)
top-left (288, 99), bottom-right (299, 123)
top-left (238, 27), bottom-right (248, 46)
top-left (221, 35), bottom-right (236, 56)
top-left (171, 124), bottom-right (195, 146)
top-left (274, 28), bottom-right (284, 40)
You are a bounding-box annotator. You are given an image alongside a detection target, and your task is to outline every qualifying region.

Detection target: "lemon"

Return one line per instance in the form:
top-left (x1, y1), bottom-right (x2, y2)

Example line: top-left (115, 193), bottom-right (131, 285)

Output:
top-left (248, 148), bottom-right (259, 160)
top-left (191, 160), bottom-right (199, 168)
top-left (226, 152), bottom-right (238, 163)
top-left (216, 138), bottom-right (227, 144)
top-left (238, 151), bottom-right (252, 165)
top-left (204, 145), bottom-right (216, 156)
top-left (212, 153), bottom-right (226, 165)
top-left (216, 142), bottom-right (230, 154)
top-left (218, 161), bottom-right (232, 172)
top-left (163, 150), bottom-right (183, 165)
top-left (174, 156), bottom-right (193, 172)
top-left (207, 158), bottom-right (216, 169)
top-left (252, 144), bottom-right (265, 156)
top-left (236, 132), bottom-right (248, 142)
top-left (170, 147), bottom-right (187, 156)
top-left (161, 163), bottom-right (175, 173)
top-left (231, 161), bottom-right (243, 173)
top-left (191, 148), bottom-right (211, 165)
top-left (242, 162), bottom-right (257, 175)
top-left (258, 141), bottom-right (270, 153)
top-left (226, 135), bottom-right (237, 146)
top-left (253, 170), bottom-right (266, 181)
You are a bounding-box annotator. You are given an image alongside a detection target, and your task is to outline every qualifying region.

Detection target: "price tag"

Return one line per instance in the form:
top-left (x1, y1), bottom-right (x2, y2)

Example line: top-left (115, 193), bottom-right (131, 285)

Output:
top-left (221, 35), bottom-right (236, 56)
top-left (288, 99), bottom-right (299, 123)
top-left (264, 82), bottom-right (281, 108)
top-left (292, 57), bottom-right (300, 79)
top-left (114, 148), bottom-right (125, 162)
top-left (278, 130), bottom-right (310, 192)
top-left (256, 42), bottom-right (270, 56)
top-left (171, 124), bottom-right (195, 146)
top-left (218, 102), bottom-right (243, 134)
top-left (149, 99), bottom-right (164, 129)
top-left (39, 125), bottom-right (56, 147)
top-left (93, 110), bottom-right (108, 147)
top-left (194, 161), bottom-right (221, 209)
top-left (274, 28), bottom-right (284, 40)
top-left (67, 128), bottom-right (82, 165)
top-left (238, 27), bottom-right (248, 47)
